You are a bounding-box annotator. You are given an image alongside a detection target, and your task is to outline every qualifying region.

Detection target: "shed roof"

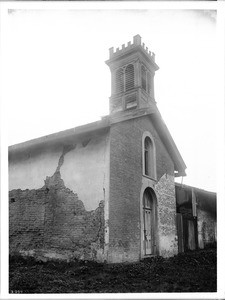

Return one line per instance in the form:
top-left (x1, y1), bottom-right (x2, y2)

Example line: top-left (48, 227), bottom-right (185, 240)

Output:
top-left (175, 182), bottom-right (216, 216)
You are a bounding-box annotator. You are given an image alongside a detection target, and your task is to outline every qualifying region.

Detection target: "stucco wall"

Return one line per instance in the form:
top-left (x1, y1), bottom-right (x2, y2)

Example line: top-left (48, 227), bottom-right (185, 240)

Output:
top-left (108, 115), bottom-right (177, 263)
top-left (9, 132), bottom-right (110, 261)
top-left (9, 134), bottom-right (110, 211)
top-left (9, 146), bottom-right (61, 191)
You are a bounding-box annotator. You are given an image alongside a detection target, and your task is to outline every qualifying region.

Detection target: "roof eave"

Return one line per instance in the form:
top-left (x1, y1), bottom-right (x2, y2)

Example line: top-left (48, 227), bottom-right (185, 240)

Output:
top-left (151, 111), bottom-right (187, 177)
top-left (9, 117), bottom-right (110, 155)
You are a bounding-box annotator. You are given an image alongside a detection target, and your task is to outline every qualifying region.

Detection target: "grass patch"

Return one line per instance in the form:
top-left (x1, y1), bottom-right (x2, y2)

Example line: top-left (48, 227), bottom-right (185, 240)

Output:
top-left (9, 248), bottom-right (216, 293)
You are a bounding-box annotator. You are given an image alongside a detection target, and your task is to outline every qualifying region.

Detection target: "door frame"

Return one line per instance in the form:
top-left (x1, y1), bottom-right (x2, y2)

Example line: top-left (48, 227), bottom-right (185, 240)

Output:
top-left (140, 183), bottom-right (158, 259)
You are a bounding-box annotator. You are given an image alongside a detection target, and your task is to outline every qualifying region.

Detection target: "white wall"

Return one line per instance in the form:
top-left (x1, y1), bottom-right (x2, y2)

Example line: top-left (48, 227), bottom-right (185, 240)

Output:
top-left (9, 132), bottom-right (110, 211)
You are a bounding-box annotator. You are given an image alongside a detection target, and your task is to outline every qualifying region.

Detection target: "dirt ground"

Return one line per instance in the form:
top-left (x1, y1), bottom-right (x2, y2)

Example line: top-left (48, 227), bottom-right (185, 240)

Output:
top-left (9, 248), bottom-right (216, 293)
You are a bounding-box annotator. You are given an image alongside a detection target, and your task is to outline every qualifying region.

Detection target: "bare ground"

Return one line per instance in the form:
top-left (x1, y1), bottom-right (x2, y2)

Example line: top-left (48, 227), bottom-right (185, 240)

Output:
top-left (9, 248), bottom-right (216, 293)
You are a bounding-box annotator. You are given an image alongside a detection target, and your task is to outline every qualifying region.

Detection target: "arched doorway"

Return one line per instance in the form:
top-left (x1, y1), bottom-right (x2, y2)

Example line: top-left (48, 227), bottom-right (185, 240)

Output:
top-left (142, 188), bottom-right (157, 255)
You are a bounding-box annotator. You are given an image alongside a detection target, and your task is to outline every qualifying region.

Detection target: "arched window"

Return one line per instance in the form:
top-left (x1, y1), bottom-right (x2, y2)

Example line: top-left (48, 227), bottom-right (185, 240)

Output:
top-left (143, 133), bottom-right (156, 179)
top-left (125, 64), bottom-right (134, 91)
top-left (115, 68), bottom-right (124, 93)
top-left (144, 137), bottom-right (152, 176)
top-left (141, 66), bottom-right (147, 91)
top-left (147, 72), bottom-right (151, 94)
top-left (143, 188), bottom-right (153, 209)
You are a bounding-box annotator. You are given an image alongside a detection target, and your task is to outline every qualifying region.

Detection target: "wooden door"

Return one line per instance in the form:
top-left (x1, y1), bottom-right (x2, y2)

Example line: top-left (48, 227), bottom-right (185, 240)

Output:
top-left (143, 191), bottom-right (154, 255)
top-left (188, 219), bottom-right (196, 250)
top-left (144, 208), bottom-right (152, 254)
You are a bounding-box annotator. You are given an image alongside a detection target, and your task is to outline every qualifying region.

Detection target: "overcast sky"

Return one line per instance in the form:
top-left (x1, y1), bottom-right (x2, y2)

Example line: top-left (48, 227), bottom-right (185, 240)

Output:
top-left (1, 6), bottom-right (218, 192)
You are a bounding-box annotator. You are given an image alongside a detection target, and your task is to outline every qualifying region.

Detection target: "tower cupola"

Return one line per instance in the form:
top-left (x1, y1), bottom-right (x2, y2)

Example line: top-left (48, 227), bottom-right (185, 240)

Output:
top-left (106, 34), bottom-right (159, 115)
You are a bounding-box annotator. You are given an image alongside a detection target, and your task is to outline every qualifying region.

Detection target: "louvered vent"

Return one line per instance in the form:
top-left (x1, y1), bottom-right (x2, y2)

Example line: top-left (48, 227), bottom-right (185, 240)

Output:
top-left (125, 92), bottom-right (137, 110)
top-left (125, 64), bottom-right (134, 91)
top-left (141, 66), bottom-right (147, 91)
top-left (115, 68), bottom-right (124, 93)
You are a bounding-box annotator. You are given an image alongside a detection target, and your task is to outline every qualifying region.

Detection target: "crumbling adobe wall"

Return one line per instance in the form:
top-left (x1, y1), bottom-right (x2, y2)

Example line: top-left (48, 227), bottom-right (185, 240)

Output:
top-left (9, 134), bottom-right (110, 261)
top-left (9, 185), bottom-right (104, 261)
top-left (155, 174), bottom-right (178, 257)
top-left (9, 134), bottom-right (110, 211)
top-left (153, 119), bottom-right (178, 257)
top-left (197, 209), bottom-right (216, 249)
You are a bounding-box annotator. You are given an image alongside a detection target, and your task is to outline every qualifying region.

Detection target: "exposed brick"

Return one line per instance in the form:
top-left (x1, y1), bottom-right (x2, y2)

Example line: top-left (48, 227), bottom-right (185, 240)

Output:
top-left (9, 148), bottom-right (105, 262)
top-left (108, 115), bottom-right (177, 262)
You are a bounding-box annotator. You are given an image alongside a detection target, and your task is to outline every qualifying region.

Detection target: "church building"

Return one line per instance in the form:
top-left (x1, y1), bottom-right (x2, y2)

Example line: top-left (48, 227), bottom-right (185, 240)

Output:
top-left (9, 35), bottom-right (188, 263)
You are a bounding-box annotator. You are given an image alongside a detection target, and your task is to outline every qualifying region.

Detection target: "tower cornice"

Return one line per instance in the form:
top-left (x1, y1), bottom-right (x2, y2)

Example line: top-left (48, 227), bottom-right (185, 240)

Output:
top-left (105, 34), bottom-right (159, 71)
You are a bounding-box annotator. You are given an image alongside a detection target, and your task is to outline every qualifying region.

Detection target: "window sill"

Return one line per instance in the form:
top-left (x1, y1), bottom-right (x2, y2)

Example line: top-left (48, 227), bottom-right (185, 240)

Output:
top-left (142, 174), bottom-right (157, 182)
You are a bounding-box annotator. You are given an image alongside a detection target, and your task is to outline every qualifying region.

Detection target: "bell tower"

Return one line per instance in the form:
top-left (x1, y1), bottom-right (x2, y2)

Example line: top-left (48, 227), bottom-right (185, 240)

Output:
top-left (105, 34), bottom-right (159, 115)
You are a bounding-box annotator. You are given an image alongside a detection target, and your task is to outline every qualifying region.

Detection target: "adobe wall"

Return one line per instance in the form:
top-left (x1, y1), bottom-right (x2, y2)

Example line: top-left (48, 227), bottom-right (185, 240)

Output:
top-left (197, 209), bottom-right (217, 249)
top-left (9, 133), bottom-right (110, 262)
top-left (154, 174), bottom-right (178, 257)
top-left (108, 115), bottom-right (178, 263)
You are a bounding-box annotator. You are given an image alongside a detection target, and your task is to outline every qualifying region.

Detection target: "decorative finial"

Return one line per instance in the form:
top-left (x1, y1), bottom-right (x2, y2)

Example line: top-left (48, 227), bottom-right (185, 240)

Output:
top-left (133, 34), bottom-right (142, 45)
top-left (109, 47), bottom-right (114, 58)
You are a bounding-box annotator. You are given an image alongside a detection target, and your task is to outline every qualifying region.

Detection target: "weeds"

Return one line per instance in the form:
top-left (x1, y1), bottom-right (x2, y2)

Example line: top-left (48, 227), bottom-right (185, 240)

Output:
top-left (9, 248), bottom-right (216, 293)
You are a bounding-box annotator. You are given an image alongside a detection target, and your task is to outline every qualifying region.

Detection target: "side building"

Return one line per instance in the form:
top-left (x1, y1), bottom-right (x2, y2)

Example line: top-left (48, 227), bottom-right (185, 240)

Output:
top-left (176, 183), bottom-right (217, 253)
